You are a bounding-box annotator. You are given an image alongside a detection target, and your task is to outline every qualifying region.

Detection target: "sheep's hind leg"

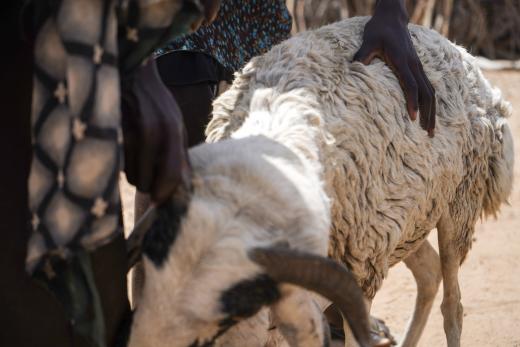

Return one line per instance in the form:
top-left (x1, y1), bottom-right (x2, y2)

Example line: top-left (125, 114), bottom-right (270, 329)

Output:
top-left (399, 240), bottom-right (442, 347)
top-left (437, 215), bottom-right (464, 347)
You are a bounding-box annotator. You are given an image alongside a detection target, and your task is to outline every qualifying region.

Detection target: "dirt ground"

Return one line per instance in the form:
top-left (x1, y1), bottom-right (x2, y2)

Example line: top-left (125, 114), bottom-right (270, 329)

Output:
top-left (121, 70), bottom-right (520, 346)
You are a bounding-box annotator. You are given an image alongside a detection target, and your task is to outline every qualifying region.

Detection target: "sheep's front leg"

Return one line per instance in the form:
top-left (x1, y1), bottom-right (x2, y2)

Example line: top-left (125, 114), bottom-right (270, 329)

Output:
top-left (342, 316), bottom-right (360, 347)
top-left (271, 285), bottom-right (330, 347)
top-left (437, 215), bottom-right (463, 347)
top-left (324, 303), bottom-right (392, 347)
top-left (339, 300), bottom-right (392, 347)
top-left (400, 240), bottom-right (442, 347)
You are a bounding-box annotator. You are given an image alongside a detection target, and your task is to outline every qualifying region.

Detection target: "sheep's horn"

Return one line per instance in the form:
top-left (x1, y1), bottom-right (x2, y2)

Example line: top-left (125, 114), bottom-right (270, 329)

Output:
top-left (248, 247), bottom-right (373, 347)
top-left (126, 206), bottom-right (158, 271)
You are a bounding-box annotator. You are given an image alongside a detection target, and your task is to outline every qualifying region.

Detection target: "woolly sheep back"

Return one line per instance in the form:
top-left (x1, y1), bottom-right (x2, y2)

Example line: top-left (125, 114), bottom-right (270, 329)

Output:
top-left (206, 17), bottom-right (513, 298)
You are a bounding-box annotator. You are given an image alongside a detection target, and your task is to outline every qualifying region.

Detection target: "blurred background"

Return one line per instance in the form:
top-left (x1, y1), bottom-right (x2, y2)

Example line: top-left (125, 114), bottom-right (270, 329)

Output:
top-left (287, 0), bottom-right (520, 61)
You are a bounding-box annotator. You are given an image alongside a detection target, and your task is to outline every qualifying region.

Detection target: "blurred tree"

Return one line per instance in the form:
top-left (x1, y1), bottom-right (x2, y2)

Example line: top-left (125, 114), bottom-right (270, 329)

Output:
top-left (289, 0), bottom-right (520, 59)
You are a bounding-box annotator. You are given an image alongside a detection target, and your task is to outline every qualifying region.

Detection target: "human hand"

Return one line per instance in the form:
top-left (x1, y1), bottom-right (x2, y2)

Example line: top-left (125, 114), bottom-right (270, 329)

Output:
top-left (354, 0), bottom-right (436, 136)
top-left (190, 0), bottom-right (220, 31)
top-left (121, 59), bottom-right (191, 205)
top-left (201, 0), bottom-right (221, 25)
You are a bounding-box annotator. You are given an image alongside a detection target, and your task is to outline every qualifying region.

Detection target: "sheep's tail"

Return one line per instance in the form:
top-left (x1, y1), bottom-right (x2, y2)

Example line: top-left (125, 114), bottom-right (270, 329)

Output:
top-left (482, 90), bottom-right (514, 218)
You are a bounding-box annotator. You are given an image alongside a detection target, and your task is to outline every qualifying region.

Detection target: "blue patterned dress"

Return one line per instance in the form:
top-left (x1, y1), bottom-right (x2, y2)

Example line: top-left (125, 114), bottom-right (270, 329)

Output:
top-left (157, 0), bottom-right (292, 73)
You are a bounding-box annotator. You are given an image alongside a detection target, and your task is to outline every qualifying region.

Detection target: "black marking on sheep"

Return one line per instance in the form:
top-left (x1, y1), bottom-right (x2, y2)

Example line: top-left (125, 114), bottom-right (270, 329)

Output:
top-left (143, 199), bottom-right (187, 268)
top-left (220, 274), bottom-right (281, 319)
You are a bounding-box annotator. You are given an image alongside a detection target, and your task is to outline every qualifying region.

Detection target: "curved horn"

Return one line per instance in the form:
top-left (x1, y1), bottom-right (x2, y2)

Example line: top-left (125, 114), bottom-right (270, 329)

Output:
top-left (248, 247), bottom-right (372, 347)
top-left (126, 206), bottom-right (158, 271)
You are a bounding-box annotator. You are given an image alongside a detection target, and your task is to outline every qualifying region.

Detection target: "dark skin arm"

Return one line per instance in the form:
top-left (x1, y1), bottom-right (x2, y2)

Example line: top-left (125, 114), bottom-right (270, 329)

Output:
top-left (122, 0), bottom-right (221, 205)
top-left (122, 58), bottom-right (192, 204)
top-left (354, 0), bottom-right (436, 136)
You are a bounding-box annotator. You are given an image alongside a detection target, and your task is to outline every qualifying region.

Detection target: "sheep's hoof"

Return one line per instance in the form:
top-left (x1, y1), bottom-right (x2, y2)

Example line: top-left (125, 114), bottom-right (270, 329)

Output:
top-left (328, 315), bottom-right (395, 346)
top-left (370, 317), bottom-right (396, 346)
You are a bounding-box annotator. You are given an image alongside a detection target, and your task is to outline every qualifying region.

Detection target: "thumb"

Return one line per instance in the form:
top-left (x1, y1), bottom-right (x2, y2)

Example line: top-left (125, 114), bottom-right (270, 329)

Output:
top-left (353, 42), bottom-right (380, 65)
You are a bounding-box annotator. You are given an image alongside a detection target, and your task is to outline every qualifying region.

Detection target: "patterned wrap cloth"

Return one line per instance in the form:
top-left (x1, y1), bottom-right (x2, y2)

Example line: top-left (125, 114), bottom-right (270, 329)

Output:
top-left (25, 1), bottom-right (203, 345)
top-left (26, 0), bottom-right (202, 273)
top-left (156, 0), bottom-right (292, 73)
top-left (24, 1), bottom-right (292, 345)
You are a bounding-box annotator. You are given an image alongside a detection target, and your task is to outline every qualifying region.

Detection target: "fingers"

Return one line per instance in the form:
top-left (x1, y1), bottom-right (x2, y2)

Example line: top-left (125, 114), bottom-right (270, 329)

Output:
top-left (385, 53), bottom-right (436, 136)
top-left (353, 41), bottom-right (381, 66)
top-left (411, 59), bottom-right (436, 136)
top-left (385, 54), bottom-right (419, 122)
top-left (420, 63), bottom-right (436, 136)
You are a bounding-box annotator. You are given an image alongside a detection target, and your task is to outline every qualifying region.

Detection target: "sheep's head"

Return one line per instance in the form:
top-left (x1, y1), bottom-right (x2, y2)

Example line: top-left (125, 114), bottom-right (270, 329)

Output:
top-left (126, 138), bottom-right (377, 347)
top-left (127, 193), bottom-right (277, 347)
top-left (127, 206), bottom-right (376, 347)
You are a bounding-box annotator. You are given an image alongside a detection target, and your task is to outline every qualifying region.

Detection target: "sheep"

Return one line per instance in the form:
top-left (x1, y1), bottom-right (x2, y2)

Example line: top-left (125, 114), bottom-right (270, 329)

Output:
top-left (127, 131), bottom-right (381, 347)
top-left (127, 16), bottom-right (514, 347)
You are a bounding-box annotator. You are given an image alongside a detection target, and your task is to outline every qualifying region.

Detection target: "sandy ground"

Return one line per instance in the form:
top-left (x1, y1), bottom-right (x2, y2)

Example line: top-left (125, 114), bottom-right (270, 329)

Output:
top-left (121, 70), bottom-right (520, 346)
